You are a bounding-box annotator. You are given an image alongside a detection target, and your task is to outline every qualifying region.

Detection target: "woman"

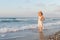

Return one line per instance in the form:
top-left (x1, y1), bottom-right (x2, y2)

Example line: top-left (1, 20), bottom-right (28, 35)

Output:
top-left (38, 11), bottom-right (45, 32)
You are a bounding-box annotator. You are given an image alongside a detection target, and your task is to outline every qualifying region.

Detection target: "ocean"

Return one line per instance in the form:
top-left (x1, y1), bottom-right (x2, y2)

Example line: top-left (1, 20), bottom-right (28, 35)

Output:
top-left (0, 17), bottom-right (60, 40)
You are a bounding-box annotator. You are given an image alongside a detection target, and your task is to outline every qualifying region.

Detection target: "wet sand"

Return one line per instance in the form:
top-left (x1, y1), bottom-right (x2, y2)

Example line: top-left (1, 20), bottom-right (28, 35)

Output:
top-left (0, 28), bottom-right (60, 40)
top-left (48, 31), bottom-right (60, 40)
top-left (39, 31), bottom-right (60, 40)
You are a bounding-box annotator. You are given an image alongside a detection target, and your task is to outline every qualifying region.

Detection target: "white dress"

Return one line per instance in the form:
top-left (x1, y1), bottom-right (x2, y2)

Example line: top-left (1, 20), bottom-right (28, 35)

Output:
top-left (38, 16), bottom-right (43, 27)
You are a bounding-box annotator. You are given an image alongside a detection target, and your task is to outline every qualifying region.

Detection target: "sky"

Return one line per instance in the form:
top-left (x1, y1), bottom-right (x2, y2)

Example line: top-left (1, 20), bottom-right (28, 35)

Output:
top-left (0, 0), bottom-right (60, 17)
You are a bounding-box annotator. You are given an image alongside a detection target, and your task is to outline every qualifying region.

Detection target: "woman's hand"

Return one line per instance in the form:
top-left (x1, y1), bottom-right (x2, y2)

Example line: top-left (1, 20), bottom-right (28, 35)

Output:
top-left (41, 16), bottom-right (45, 21)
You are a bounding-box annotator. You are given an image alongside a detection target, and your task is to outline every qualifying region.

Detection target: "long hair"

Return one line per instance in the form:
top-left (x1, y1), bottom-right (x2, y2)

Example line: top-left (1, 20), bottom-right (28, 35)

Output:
top-left (38, 11), bottom-right (43, 16)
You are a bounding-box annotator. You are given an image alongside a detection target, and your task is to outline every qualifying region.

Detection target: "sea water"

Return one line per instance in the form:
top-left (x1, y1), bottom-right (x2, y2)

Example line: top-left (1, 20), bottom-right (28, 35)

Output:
top-left (0, 17), bottom-right (60, 40)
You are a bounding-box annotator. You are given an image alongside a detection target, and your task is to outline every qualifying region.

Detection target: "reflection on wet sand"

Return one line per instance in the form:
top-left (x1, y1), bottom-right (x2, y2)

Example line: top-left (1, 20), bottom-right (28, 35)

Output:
top-left (39, 31), bottom-right (45, 40)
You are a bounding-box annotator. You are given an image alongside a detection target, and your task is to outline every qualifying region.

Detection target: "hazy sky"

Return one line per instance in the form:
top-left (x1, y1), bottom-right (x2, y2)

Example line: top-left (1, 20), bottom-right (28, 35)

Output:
top-left (0, 0), bottom-right (60, 17)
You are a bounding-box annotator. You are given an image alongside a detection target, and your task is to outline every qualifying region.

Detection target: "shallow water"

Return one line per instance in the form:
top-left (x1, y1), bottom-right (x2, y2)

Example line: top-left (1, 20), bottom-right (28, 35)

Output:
top-left (0, 17), bottom-right (60, 40)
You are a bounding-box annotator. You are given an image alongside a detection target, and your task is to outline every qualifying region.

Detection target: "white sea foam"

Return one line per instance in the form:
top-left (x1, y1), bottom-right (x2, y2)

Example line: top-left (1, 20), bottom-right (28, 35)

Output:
top-left (44, 21), bottom-right (60, 29)
top-left (0, 27), bottom-right (18, 33)
top-left (44, 21), bottom-right (60, 26)
top-left (0, 24), bottom-right (37, 33)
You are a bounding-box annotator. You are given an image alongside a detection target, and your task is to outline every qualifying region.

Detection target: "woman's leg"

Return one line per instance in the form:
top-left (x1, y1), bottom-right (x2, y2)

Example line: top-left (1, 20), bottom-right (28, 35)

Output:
top-left (40, 27), bottom-right (43, 32)
top-left (39, 24), bottom-right (43, 32)
top-left (38, 26), bottom-right (43, 32)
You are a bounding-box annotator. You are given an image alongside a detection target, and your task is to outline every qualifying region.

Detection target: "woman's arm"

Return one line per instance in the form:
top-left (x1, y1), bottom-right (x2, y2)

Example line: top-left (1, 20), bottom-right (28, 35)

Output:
top-left (41, 16), bottom-right (45, 21)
